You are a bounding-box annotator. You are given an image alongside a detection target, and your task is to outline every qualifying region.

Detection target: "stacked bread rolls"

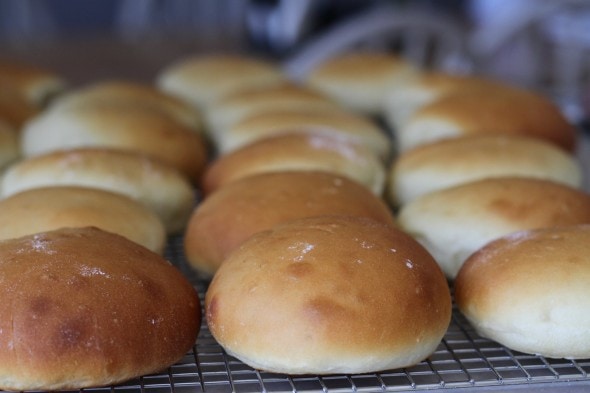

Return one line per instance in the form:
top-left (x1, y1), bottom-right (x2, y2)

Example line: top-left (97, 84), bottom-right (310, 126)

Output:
top-left (300, 51), bottom-right (589, 360)
top-left (0, 61), bottom-right (203, 390)
top-left (1, 47), bottom-right (586, 389)
top-left (374, 60), bottom-right (589, 359)
top-left (158, 52), bottom-right (453, 376)
top-left (383, 71), bottom-right (586, 280)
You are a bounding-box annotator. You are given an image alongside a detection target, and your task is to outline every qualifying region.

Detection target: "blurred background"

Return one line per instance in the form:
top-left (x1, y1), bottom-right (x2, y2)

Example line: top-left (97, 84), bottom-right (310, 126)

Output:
top-left (1, 0), bottom-right (589, 123)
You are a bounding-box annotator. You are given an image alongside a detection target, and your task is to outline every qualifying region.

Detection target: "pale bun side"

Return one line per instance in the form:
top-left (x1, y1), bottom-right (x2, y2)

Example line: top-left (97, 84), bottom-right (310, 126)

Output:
top-left (156, 54), bottom-right (286, 110)
top-left (455, 225), bottom-right (590, 359)
top-left (184, 171), bottom-right (395, 277)
top-left (0, 148), bottom-right (195, 234)
top-left (49, 80), bottom-right (202, 132)
top-left (218, 110), bottom-right (391, 159)
top-left (305, 52), bottom-right (418, 115)
top-left (0, 60), bottom-right (66, 106)
top-left (20, 104), bottom-right (208, 181)
top-left (397, 88), bottom-right (576, 153)
top-left (383, 72), bottom-right (501, 131)
top-left (0, 186), bottom-right (166, 254)
top-left (205, 83), bottom-right (342, 139)
top-left (397, 177), bottom-right (590, 279)
top-left (201, 133), bottom-right (386, 196)
top-left (206, 215), bottom-right (451, 374)
top-left (0, 227), bottom-right (200, 391)
top-left (389, 134), bottom-right (583, 206)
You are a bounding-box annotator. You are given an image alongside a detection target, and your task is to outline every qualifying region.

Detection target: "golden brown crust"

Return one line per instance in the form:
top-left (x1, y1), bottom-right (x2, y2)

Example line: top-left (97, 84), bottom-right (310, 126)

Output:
top-left (219, 109), bottom-right (391, 158)
top-left (0, 186), bottom-right (166, 254)
top-left (21, 104), bottom-right (208, 181)
top-left (455, 225), bottom-right (590, 358)
top-left (184, 171), bottom-right (395, 277)
top-left (201, 133), bottom-right (386, 196)
top-left (205, 215), bottom-right (451, 374)
top-left (383, 71), bottom-right (503, 129)
top-left (406, 87), bottom-right (576, 151)
top-left (389, 134), bottom-right (583, 206)
top-left (0, 227), bottom-right (200, 391)
top-left (0, 60), bottom-right (66, 106)
top-left (308, 52), bottom-right (412, 80)
top-left (403, 71), bottom-right (501, 92)
top-left (0, 148), bottom-right (195, 234)
top-left (0, 90), bottom-right (41, 130)
top-left (398, 177), bottom-right (590, 279)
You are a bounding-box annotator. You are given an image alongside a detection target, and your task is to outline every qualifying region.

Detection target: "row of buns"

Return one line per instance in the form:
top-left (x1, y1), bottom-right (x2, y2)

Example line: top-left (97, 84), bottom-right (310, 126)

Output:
top-left (0, 60), bottom-right (204, 390)
top-left (0, 53), bottom-right (404, 388)
top-left (163, 54), bottom-right (454, 376)
top-left (1, 49), bottom-right (589, 389)
top-left (176, 52), bottom-right (590, 363)
top-left (316, 53), bottom-right (590, 360)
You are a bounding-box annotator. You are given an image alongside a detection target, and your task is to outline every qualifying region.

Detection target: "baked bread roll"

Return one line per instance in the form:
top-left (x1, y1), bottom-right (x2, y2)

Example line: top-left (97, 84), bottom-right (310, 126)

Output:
top-left (20, 103), bottom-right (208, 181)
top-left (455, 225), bottom-right (590, 359)
top-left (205, 215), bottom-right (451, 374)
top-left (0, 186), bottom-right (166, 254)
top-left (397, 177), bottom-right (590, 279)
top-left (205, 83), bottom-right (342, 139)
top-left (184, 171), bottom-right (395, 277)
top-left (49, 80), bottom-right (202, 131)
top-left (396, 86), bottom-right (576, 153)
top-left (383, 72), bottom-right (500, 131)
top-left (305, 52), bottom-right (418, 115)
top-left (201, 133), bottom-right (386, 196)
top-left (218, 110), bottom-right (391, 159)
top-left (0, 59), bottom-right (66, 106)
top-left (156, 54), bottom-right (286, 110)
top-left (0, 227), bottom-right (200, 391)
top-left (0, 148), bottom-right (195, 234)
top-left (389, 134), bottom-right (583, 206)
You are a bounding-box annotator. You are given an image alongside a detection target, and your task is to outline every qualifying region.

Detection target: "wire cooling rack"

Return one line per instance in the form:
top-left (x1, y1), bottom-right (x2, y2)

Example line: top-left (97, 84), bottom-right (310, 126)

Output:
top-left (15, 235), bottom-right (590, 393)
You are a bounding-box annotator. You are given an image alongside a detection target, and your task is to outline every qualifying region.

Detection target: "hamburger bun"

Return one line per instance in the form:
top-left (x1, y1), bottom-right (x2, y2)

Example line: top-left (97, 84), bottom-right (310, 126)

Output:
top-left (205, 215), bottom-right (451, 374)
top-left (201, 133), bottom-right (386, 196)
top-left (0, 227), bottom-right (200, 391)
top-left (49, 80), bottom-right (202, 131)
top-left (397, 177), bottom-right (590, 279)
top-left (156, 54), bottom-right (286, 110)
top-left (0, 148), bottom-right (195, 234)
top-left (205, 83), bottom-right (342, 139)
top-left (389, 134), bottom-right (583, 206)
top-left (396, 86), bottom-right (576, 152)
top-left (383, 71), bottom-right (501, 131)
top-left (20, 103), bottom-right (208, 181)
top-left (218, 110), bottom-right (391, 159)
top-left (305, 52), bottom-right (418, 115)
top-left (184, 171), bottom-right (395, 277)
top-left (455, 224), bottom-right (590, 359)
top-left (0, 186), bottom-right (166, 254)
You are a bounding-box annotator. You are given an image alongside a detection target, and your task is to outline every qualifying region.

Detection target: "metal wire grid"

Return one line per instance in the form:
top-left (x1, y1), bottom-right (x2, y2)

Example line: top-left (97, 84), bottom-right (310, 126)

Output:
top-left (20, 236), bottom-right (590, 393)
